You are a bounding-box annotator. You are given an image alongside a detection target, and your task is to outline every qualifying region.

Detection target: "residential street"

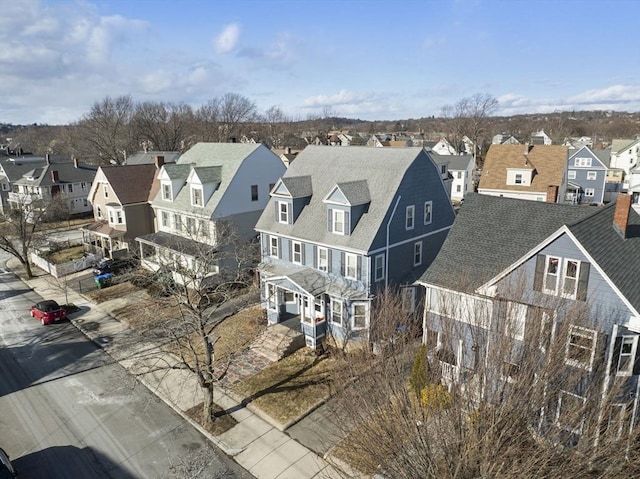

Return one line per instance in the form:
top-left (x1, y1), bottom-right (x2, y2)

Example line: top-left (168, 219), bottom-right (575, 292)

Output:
top-left (0, 252), bottom-right (252, 479)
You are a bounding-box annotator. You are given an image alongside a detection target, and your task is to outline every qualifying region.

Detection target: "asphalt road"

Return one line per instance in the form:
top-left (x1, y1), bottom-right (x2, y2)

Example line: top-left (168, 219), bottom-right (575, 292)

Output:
top-left (0, 254), bottom-right (252, 479)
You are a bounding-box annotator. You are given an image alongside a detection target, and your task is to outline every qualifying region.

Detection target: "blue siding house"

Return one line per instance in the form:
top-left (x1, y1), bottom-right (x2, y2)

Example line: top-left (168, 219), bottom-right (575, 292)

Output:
top-left (566, 146), bottom-right (608, 204)
top-left (255, 146), bottom-right (456, 349)
top-left (417, 193), bottom-right (640, 447)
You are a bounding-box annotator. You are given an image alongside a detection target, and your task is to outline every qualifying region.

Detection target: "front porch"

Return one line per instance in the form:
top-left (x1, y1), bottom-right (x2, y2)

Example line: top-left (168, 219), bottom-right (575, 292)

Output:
top-left (81, 221), bottom-right (127, 259)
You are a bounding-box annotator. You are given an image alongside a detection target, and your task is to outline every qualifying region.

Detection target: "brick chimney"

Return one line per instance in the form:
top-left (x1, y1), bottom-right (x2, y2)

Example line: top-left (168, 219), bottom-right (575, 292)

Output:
top-left (546, 185), bottom-right (558, 203)
top-left (51, 170), bottom-right (59, 182)
top-left (613, 194), bottom-right (632, 239)
top-left (154, 155), bottom-right (165, 169)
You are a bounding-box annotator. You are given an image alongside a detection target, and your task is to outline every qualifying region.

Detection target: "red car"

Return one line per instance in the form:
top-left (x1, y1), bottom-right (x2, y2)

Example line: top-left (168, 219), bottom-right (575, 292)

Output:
top-left (30, 300), bottom-right (67, 325)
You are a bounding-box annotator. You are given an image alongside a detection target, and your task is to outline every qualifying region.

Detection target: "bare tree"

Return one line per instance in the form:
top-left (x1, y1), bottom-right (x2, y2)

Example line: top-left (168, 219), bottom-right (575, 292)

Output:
top-left (139, 220), bottom-right (260, 428)
top-left (194, 99), bottom-right (222, 143)
top-left (0, 194), bottom-right (49, 278)
top-left (260, 105), bottom-right (290, 149)
top-left (71, 95), bottom-right (136, 165)
top-left (218, 93), bottom-right (257, 142)
top-left (131, 102), bottom-right (194, 152)
top-left (325, 287), bottom-right (639, 478)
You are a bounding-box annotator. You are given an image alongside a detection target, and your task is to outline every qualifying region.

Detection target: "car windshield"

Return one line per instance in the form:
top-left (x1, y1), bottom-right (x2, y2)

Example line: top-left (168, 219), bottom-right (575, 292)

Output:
top-left (38, 300), bottom-right (60, 311)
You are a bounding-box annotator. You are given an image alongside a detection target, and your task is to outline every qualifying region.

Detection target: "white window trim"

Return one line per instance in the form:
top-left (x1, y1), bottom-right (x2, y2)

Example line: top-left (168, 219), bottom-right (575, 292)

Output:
top-left (351, 302), bottom-right (368, 330)
top-left (424, 201), bottom-right (432, 225)
top-left (565, 325), bottom-right (597, 371)
top-left (292, 241), bottom-right (302, 264)
top-left (173, 213), bottom-right (182, 232)
top-left (161, 211), bottom-right (169, 228)
top-left (616, 336), bottom-right (638, 376)
top-left (269, 236), bottom-right (279, 258)
top-left (162, 182), bottom-right (172, 201)
top-left (586, 171), bottom-right (597, 180)
top-left (584, 188), bottom-right (595, 197)
top-left (414, 241), bottom-right (423, 266)
top-left (568, 170), bottom-right (576, 180)
top-left (107, 206), bottom-right (124, 226)
top-left (543, 256), bottom-right (560, 295)
top-left (278, 200), bottom-right (289, 224)
top-left (560, 258), bottom-right (581, 300)
top-left (406, 205), bottom-right (415, 230)
top-left (333, 209), bottom-right (345, 235)
top-left (556, 390), bottom-right (587, 435)
top-left (505, 301), bottom-right (526, 341)
top-left (191, 186), bottom-right (204, 207)
top-left (374, 254), bottom-right (385, 282)
top-left (345, 252), bottom-right (358, 280)
top-left (330, 298), bottom-right (343, 326)
top-left (317, 247), bottom-right (328, 272)
top-left (574, 157), bottom-right (592, 167)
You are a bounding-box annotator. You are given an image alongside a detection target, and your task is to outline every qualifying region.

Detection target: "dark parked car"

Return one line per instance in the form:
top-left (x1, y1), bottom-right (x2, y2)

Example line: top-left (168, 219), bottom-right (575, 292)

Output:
top-left (0, 447), bottom-right (16, 478)
top-left (92, 258), bottom-right (138, 276)
top-left (30, 300), bottom-right (67, 325)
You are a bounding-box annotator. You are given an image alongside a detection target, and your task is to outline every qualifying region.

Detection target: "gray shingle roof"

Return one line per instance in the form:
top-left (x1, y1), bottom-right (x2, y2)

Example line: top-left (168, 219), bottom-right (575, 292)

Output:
top-left (255, 145), bottom-right (441, 252)
top-left (336, 180), bottom-right (370, 206)
top-left (125, 151), bottom-right (180, 165)
top-left (14, 161), bottom-right (96, 187)
top-left (281, 176), bottom-right (312, 198)
top-left (163, 164), bottom-right (191, 180)
top-left (193, 166), bottom-right (222, 184)
top-left (417, 193), bottom-right (596, 292)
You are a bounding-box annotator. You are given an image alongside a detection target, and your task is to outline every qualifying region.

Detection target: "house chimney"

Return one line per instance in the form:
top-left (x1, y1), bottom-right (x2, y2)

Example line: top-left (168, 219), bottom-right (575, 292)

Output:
top-left (155, 155), bottom-right (165, 168)
top-left (51, 170), bottom-right (59, 182)
top-left (286, 146), bottom-right (291, 155)
top-left (546, 185), bottom-right (558, 203)
top-left (613, 194), bottom-right (632, 239)
top-left (46, 153), bottom-right (50, 164)
top-left (73, 157), bottom-right (78, 168)
top-left (524, 144), bottom-right (533, 155)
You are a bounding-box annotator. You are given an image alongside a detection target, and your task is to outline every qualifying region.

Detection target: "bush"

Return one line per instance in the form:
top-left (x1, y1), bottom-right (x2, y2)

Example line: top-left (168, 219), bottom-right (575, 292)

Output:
top-left (408, 344), bottom-right (428, 398)
top-left (419, 383), bottom-right (451, 410)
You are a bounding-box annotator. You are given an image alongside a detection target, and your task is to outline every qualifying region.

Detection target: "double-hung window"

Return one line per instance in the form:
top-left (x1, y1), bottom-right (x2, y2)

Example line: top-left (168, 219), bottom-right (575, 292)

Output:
top-left (565, 325), bottom-right (597, 370)
top-left (557, 391), bottom-right (586, 435)
top-left (191, 187), bottom-right (203, 207)
top-left (186, 217), bottom-right (196, 234)
top-left (586, 171), bottom-right (597, 180)
top-left (414, 241), bottom-right (423, 266)
top-left (161, 211), bottom-right (169, 228)
top-left (584, 188), bottom-right (595, 197)
top-left (269, 236), bottom-right (279, 258)
top-left (568, 170), bottom-right (576, 180)
top-left (374, 254), bottom-right (385, 282)
top-left (278, 201), bottom-right (289, 224)
top-left (406, 205), bottom-right (415, 230)
top-left (173, 214), bottom-right (182, 232)
top-left (251, 185), bottom-right (259, 201)
top-left (292, 241), bottom-right (302, 264)
top-left (616, 336), bottom-right (638, 375)
top-left (103, 184), bottom-right (109, 198)
top-left (345, 253), bottom-right (358, 280)
top-left (162, 183), bottom-right (172, 201)
top-left (543, 256), bottom-right (560, 294)
top-left (424, 201), bottom-right (432, 225)
top-left (515, 173), bottom-right (523, 184)
top-left (333, 209), bottom-right (345, 234)
top-left (562, 259), bottom-right (581, 298)
top-left (317, 247), bottom-right (328, 272)
top-left (331, 299), bottom-right (343, 326)
top-left (352, 303), bottom-right (367, 329)
top-left (199, 220), bottom-right (209, 238)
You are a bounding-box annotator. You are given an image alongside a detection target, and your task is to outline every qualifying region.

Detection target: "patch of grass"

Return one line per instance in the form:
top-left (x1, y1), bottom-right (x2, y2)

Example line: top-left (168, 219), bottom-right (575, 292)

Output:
top-left (86, 281), bottom-right (142, 303)
top-left (47, 245), bottom-right (85, 264)
top-left (185, 402), bottom-right (237, 436)
top-left (231, 349), bottom-right (340, 425)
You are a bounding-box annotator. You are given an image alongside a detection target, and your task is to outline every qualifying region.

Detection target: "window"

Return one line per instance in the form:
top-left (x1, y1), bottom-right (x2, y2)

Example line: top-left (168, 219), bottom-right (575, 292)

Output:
top-left (345, 253), bottom-right (358, 280)
top-left (566, 326), bottom-right (597, 370)
top-left (616, 336), bottom-right (638, 375)
top-left (81, 182), bottom-right (86, 191)
top-left (586, 171), bottom-right (597, 180)
top-left (103, 184), bottom-right (109, 198)
top-left (515, 173), bottom-right (523, 184)
top-left (83, 199), bottom-right (88, 207)
top-left (292, 241), bottom-right (302, 264)
top-left (317, 247), bottom-right (328, 272)
top-left (584, 188), bottom-right (594, 197)
top-left (251, 185), bottom-right (258, 201)
top-left (406, 205), bottom-right (415, 230)
top-left (68, 183), bottom-right (73, 193)
top-left (440, 164), bottom-right (447, 175)
top-left (331, 299), bottom-right (343, 326)
top-left (562, 259), bottom-right (580, 298)
top-left (267, 284), bottom-right (277, 310)
top-left (333, 209), bottom-right (345, 234)
top-left (456, 185), bottom-right (461, 193)
top-left (424, 201), bottom-right (432, 225)
top-left (278, 201), bottom-right (289, 224)
top-left (96, 205), bottom-right (102, 219)
top-left (402, 287), bottom-right (416, 312)
top-left (374, 254), bottom-right (385, 281)
top-left (161, 211), bottom-right (169, 227)
top-left (269, 236), bottom-right (279, 258)
top-left (162, 183), bottom-right (172, 201)
top-left (191, 187), bottom-right (203, 206)
top-left (186, 217), bottom-right (196, 234)
top-left (352, 303), bottom-right (367, 329)
top-left (505, 302), bottom-right (526, 341)
top-left (199, 220), bottom-right (209, 237)
top-left (568, 170), bottom-right (576, 180)
top-left (173, 214), bottom-right (182, 231)
top-left (457, 171), bottom-right (462, 179)
top-left (557, 391), bottom-right (586, 434)
top-left (116, 210), bottom-right (123, 224)
top-left (543, 256), bottom-right (560, 294)
top-left (284, 291), bottom-right (295, 303)
top-left (414, 241), bottom-right (423, 266)
top-left (574, 157), bottom-right (592, 167)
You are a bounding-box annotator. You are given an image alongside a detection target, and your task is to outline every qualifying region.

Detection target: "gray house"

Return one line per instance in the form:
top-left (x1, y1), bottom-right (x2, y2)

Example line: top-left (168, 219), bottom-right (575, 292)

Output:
top-left (566, 146), bottom-right (608, 204)
top-left (417, 193), bottom-right (640, 447)
top-left (255, 145), bottom-right (456, 349)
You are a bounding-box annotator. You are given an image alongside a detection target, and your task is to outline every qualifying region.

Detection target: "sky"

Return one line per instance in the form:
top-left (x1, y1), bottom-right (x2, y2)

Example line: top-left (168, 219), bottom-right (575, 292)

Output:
top-left (1, 0), bottom-right (639, 125)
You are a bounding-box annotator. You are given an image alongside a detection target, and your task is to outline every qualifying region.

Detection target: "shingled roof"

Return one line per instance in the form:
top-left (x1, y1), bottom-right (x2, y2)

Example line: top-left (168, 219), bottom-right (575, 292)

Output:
top-left (100, 164), bottom-right (157, 205)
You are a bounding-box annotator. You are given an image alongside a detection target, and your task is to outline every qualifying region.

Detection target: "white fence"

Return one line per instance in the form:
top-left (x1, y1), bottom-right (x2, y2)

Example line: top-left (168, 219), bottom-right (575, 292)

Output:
top-left (30, 251), bottom-right (102, 278)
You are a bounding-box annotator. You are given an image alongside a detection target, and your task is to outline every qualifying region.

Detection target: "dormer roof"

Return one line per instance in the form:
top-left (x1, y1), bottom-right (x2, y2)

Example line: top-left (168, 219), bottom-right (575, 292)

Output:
top-left (279, 175), bottom-right (313, 198)
top-left (190, 166), bottom-right (222, 184)
top-left (324, 180), bottom-right (370, 206)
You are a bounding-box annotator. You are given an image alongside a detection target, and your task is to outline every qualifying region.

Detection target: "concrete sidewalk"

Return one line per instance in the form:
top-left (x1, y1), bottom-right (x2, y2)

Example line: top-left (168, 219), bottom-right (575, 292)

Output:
top-left (6, 259), bottom-right (352, 479)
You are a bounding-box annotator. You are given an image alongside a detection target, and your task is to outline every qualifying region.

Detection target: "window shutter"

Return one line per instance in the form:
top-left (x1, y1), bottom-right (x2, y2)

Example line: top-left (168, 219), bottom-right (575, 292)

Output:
top-left (577, 262), bottom-right (590, 301)
top-left (277, 239), bottom-right (282, 259)
top-left (313, 245), bottom-right (318, 268)
top-left (327, 250), bottom-right (332, 273)
top-left (301, 243), bottom-right (306, 265)
top-left (288, 241), bottom-right (292, 261)
top-left (356, 255), bottom-right (362, 280)
top-left (327, 209), bottom-right (333, 232)
top-left (633, 338), bottom-right (640, 375)
top-left (533, 255), bottom-right (545, 292)
top-left (610, 337), bottom-right (622, 375)
top-left (275, 201), bottom-right (279, 222)
top-left (345, 211), bottom-right (351, 235)
top-left (340, 252), bottom-right (345, 276)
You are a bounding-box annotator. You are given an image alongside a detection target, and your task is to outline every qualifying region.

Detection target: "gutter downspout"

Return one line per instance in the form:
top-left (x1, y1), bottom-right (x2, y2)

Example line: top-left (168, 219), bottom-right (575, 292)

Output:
top-left (385, 195), bottom-right (402, 288)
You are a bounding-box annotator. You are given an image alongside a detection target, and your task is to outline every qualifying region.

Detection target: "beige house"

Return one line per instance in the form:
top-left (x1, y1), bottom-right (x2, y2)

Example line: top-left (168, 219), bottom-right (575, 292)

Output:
top-left (82, 160), bottom-right (163, 258)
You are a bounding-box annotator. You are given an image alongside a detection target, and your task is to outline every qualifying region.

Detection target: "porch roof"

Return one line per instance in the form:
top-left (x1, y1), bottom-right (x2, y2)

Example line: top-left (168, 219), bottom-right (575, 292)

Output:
top-left (82, 220), bottom-right (125, 238)
top-left (136, 231), bottom-right (214, 258)
top-left (261, 263), bottom-right (368, 300)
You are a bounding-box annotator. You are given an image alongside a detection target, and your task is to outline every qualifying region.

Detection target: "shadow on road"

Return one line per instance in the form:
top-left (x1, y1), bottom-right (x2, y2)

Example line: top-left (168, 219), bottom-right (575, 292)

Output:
top-left (12, 445), bottom-right (137, 479)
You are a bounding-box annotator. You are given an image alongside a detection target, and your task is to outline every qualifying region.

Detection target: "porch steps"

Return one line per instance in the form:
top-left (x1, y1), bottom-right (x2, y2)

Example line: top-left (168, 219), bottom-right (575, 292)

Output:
top-left (250, 319), bottom-right (305, 362)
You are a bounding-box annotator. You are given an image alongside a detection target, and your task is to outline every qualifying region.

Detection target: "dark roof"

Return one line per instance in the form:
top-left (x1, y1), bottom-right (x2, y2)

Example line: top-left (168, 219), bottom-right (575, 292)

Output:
top-left (136, 231), bottom-right (215, 258)
top-left (125, 151), bottom-right (180, 165)
top-left (100, 164), bottom-right (157, 204)
top-left (417, 193), bottom-right (596, 292)
top-left (14, 161), bottom-right (97, 187)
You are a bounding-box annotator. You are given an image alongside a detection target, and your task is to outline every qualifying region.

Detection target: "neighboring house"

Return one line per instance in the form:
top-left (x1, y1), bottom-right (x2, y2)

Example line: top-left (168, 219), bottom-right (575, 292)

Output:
top-left (255, 145), bottom-right (456, 349)
top-left (628, 164), bottom-right (640, 213)
top-left (125, 150), bottom-right (180, 165)
top-left (531, 130), bottom-right (553, 145)
top-left (461, 136), bottom-right (475, 156)
top-left (441, 154), bottom-right (474, 203)
top-left (82, 163), bottom-right (160, 259)
top-left (136, 143), bottom-right (286, 279)
top-left (429, 137), bottom-right (457, 156)
top-left (610, 138), bottom-right (640, 176)
top-left (0, 156), bottom-right (52, 215)
top-left (565, 146), bottom-right (607, 204)
top-left (492, 133), bottom-right (524, 145)
top-left (417, 192), bottom-right (640, 447)
top-left (478, 144), bottom-right (568, 203)
top-left (8, 156), bottom-right (96, 219)
top-left (273, 147), bottom-right (299, 167)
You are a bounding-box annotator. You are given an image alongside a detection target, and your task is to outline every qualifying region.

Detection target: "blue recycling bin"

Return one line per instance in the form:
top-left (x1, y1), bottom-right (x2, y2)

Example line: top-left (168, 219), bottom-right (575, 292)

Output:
top-left (94, 273), bottom-right (113, 289)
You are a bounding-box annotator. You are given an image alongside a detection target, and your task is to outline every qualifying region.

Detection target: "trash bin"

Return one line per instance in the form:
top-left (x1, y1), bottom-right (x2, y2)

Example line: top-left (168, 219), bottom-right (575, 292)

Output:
top-left (94, 273), bottom-right (113, 289)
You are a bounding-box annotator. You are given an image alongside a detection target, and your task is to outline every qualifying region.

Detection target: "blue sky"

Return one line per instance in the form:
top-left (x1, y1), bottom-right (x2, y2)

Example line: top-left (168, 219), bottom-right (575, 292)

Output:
top-left (1, 0), bottom-right (639, 125)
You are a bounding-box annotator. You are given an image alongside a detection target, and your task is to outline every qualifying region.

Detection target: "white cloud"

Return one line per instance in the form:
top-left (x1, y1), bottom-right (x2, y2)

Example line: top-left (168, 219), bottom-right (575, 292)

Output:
top-left (567, 85), bottom-right (640, 105)
top-left (214, 23), bottom-right (240, 54)
top-left (303, 89), bottom-right (377, 108)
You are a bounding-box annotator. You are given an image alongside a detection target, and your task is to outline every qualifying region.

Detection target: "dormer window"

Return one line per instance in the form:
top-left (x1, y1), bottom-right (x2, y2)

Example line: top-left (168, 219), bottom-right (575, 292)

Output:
top-left (440, 164), bottom-right (447, 175)
top-left (162, 183), bottom-right (172, 201)
top-left (277, 201), bottom-right (290, 224)
top-left (191, 186), bottom-right (203, 207)
top-left (333, 209), bottom-right (345, 234)
top-left (515, 174), bottom-right (523, 184)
